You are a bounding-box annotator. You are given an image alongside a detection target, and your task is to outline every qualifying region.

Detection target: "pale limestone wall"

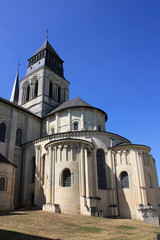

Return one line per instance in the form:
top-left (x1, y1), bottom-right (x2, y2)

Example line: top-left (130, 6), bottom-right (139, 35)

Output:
top-left (55, 161), bottom-right (80, 214)
top-left (19, 66), bottom-right (69, 117)
top-left (25, 130), bottom-right (130, 215)
top-left (0, 100), bottom-right (41, 208)
top-left (108, 145), bottom-right (160, 222)
top-left (0, 163), bottom-right (16, 210)
top-left (42, 107), bottom-right (107, 136)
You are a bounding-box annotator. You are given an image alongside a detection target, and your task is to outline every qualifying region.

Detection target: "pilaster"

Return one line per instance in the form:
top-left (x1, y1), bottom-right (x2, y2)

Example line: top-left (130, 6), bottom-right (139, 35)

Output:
top-left (47, 146), bottom-right (52, 203)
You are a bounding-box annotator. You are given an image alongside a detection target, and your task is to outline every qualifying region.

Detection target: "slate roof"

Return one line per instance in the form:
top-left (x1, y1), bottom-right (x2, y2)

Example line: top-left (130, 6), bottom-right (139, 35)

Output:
top-left (0, 153), bottom-right (17, 167)
top-left (0, 97), bottom-right (40, 119)
top-left (32, 39), bottom-right (63, 61)
top-left (46, 97), bottom-right (108, 121)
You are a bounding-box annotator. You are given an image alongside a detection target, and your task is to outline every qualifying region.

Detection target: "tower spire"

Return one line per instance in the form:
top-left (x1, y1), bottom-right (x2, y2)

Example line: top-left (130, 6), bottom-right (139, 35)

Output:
top-left (10, 65), bottom-right (19, 103)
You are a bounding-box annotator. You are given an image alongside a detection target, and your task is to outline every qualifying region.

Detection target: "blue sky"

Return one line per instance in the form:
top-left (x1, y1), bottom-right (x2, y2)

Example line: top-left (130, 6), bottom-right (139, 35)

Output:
top-left (0, 0), bottom-right (160, 183)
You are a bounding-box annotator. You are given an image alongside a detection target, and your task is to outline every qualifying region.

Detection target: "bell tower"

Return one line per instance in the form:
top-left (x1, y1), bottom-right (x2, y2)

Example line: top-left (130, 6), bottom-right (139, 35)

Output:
top-left (18, 39), bottom-right (69, 117)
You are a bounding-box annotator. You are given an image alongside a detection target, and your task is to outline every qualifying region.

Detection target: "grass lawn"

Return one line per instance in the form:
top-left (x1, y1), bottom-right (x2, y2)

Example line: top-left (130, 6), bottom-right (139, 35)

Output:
top-left (0, 210), bottom-right (159, 240)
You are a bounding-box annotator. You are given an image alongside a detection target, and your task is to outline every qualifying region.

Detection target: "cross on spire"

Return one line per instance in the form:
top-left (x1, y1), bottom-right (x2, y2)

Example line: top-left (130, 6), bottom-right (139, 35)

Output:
top-left (46, 27), bottom-right (49, 40)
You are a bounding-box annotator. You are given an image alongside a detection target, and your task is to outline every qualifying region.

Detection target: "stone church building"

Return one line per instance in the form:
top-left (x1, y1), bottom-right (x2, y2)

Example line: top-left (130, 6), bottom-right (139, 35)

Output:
top-left (0, 39), bottom-right (160, 225)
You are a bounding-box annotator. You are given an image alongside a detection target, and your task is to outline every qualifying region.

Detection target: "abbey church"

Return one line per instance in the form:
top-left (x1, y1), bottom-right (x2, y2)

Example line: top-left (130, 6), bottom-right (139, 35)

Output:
top-left (0, 39), bottom-right (160, 225)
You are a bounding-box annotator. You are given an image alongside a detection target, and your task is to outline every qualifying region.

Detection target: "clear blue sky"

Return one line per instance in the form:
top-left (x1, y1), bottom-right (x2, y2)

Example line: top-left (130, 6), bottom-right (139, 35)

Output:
top-left (0, 0), bottom-right (160, 183)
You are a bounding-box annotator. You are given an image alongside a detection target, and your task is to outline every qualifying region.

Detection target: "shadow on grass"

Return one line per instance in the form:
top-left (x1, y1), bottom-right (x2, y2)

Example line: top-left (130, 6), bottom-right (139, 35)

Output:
top-left (0, 211), bottom-right (28, 216)
top-left (0, 229), bottom-right (62, 240)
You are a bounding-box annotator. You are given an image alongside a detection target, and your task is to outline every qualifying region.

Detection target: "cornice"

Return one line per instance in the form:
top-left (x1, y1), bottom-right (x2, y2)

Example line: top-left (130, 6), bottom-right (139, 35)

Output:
top-left (45, 138), bottom-right (94, 150)
top-left (109, 144), bottom-right (151, 153)
top-left (22, 130), bottom-right (130, 146)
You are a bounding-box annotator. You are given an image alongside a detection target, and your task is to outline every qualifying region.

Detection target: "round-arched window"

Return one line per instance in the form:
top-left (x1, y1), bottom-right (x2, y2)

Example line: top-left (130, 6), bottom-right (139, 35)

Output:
top-left (15, 128), bottom-right (22, 146)
top-left (73, 122), bottom-right (78, 131)
top-left (121, 171), bottom-right (129, 188)
top-left (97, 149), bottom-right (107, 189)
top-left (62, 169), bottom-right (71, 187)
top-left (0, 122), bottom-right (6, 142)
top-left (0, 177), bottom-right (5, 191)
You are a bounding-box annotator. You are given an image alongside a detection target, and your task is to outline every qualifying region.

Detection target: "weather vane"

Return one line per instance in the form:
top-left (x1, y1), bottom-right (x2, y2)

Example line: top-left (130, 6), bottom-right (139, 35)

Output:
top-left (46, 27), bottom-right (49, 40)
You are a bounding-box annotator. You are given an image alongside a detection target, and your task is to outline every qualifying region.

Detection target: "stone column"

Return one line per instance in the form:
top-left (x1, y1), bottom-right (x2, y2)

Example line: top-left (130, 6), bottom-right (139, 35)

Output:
top-left (68, 110), bottom-right (71, 131)
top-left (81, 108), bottom-right (84, 130)
top-left (70, 145), bottom-right (74, 161)
top-left (86, 148), bottom-right (93, 197)
top-left (62, 145), bottom-right (67, 162)
top-left (107, 151), bottom-right (114, 189)
top-left (84, 147), bottom-right (91, 198)
top-left (80, 145), bottom-right (86, 197)
top-left (51, 147), bottom-right (56, 204)
top-left (57, 146), bottom-right (61, 162)
top-left (131, 150), bottom-right (143, 205)
top-left (47, 146), bottom-right (52, 204)
top-left (136, 152), bottom-right (147, 205)
top-left (34, 146), bottom-right (40, 205)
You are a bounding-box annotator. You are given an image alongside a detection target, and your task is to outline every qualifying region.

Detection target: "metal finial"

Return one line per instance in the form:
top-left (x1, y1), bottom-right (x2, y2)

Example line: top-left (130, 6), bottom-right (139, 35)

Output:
top-left (46, 27), bottom-right (49, 40)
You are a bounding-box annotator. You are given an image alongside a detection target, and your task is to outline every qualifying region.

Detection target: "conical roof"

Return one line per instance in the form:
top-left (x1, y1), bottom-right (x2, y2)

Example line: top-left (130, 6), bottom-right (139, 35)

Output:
top-left (46, 96), bottom-right (108, 121)
top-left (10, 69), bottom-right (19, 103)
top-left (32, 38), bottom-right (63, 61)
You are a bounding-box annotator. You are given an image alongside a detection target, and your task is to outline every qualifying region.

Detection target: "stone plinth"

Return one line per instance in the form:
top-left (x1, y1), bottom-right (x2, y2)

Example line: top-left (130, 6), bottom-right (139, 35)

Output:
top-left (43, 203), bottom-right (61, 213)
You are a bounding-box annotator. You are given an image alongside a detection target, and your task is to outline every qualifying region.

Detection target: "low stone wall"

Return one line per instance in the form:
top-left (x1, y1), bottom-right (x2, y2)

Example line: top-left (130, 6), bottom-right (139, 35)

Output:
top-left (137, 205), bottom-right (159, 226)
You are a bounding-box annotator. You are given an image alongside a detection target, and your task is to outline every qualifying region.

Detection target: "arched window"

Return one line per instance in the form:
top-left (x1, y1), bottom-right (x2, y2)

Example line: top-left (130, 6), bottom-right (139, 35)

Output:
top-left (49, 81), bottom-right (53, 98)
top-left (26, 85), bottom-right (30, 102)
top-left (73, 122), bottom-right (78, 131)
top-left (62, 169), bottom-right (71, 187)
top-left (0, 177), bottom-right (5, 191)
top-left (31, 157), bottom-right (35, 183)
top-left (15, 128), bottom-right (22, 146)
top-left (97, 149), bottom-right (106, 189)
top-left (0, 122), bottom-right (6, 142)
top-left (52, 128), bottom-right (55, 134)
top-left (34, 81), bottom-right (38, 97)
top-left (58, 86), bottom-right (61, 102)
top-left (121, 171), bottom-right (129, 188)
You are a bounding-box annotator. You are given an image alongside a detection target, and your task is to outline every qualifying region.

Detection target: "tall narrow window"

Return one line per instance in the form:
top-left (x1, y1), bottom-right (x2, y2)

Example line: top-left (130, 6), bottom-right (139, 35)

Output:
top-left (34, 81), bottom-right (38, 97)
top-left (98, 125), bottom-right (101, 131)
top-left (26, 85), bottom-right (30, 102)
top-left (58, 86), bottom-right (61, 102)
top-left (121, 171), bottom-right (129, 188)
top-left (49, 81), bottom-right (53, 98)
top-left (97, 149), bottom-right (106, 189)
top-left (0, 177), bottom-right (5, 191)
top-left (0, 122), bottom-right (6, 142)
top-left (62, 169), bottom-right (71, 187)
top-left (74, 122), bottom-right (78, 131)
top-left (15, 128), bottom-right (22, 146)
top-left (31, 157), bottom-right (35, 183)
top-left (148, 172), bottom-right (153, 188)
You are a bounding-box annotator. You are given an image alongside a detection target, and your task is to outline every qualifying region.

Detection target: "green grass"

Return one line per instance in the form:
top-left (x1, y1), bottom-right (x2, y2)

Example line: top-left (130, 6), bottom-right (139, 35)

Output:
top-left (116, 225), bottom-right (136, 230)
